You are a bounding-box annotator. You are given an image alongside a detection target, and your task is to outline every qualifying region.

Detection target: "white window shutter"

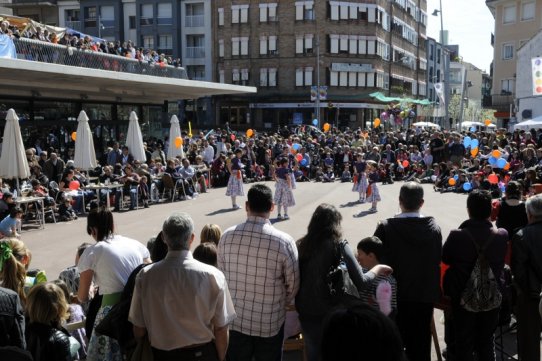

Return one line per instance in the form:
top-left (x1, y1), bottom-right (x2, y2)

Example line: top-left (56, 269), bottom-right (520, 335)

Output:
top-left (269, 68), bottom-right (277, 86)
top-left (330, 71), bottom-right (338, 86)
top-left (349, 72), bottom-right (357, 87)
top-left (218, 8), bottom-right (224, 26)
top-left (330, 4), bottom-right (339, 20)
top-left (349, 4), bottom-right (358, 19)
top-left (305, 67), bottom-right (313, 86)
top-left (305, 35), bottom-right (313, 49)
top-left (241, 69), bottom-right (249, 81)
top-left (268, 4), bottom-right (277, 19)
top-left (295, 4), bottom-right (303, 20)
top-left (296, 37), bottom-right (303, 53)
top-left (349, 36), bottom-right (358, 54)
top-left (330, 35), bottom-right (339, 53)
top-left (269, 36), bottom-right (277, 51)
top-left (339, 72), bottom-right (348, 86)
top-left (260, 5), bottom-right (267, 22)
top-left (339, 35), bottom-right (348, 51)
top-left (240, 7), bottom-right (248, 23)
top-left (340, 4), bottom-right (348, 19)
top-left (359, 39), bottom-right (367, 54)
top-left (368, 8), bottom-right (376, 22)
top-left (219, 39), bottom-right (224, 57)
top-left (367, 40), bottom-right (375, 54)
top-left (367, 73), bottom-right (375, 87)
top-left (232, 69), bottom-right (240, 81)
top-left (260, 68), bottom-right (268, 86)
top-left (260, 36), bottom-right (267, 55)
top-left (219, 69), bottom-right (225, 83)
top-left (232, 38), bottom-right (239, 56)
top-left (296, 68), bottom-right (303, 86)
top-left (232, 8), bottom-right (239, 23)
top-left (358, 73), bottom-right (366, 87)
top-left (241, 37), bottom-right (249, 55)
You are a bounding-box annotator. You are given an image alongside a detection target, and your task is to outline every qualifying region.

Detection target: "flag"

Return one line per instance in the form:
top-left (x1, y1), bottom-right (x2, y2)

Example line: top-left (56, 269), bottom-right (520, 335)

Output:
top-left (532, 58), bottom-right (542, 96)
top-left (434, 82), bottom-right (445, 106)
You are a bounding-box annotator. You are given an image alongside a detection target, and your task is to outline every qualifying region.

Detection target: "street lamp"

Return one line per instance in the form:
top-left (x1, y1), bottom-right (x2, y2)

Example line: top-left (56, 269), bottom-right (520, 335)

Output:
top-left (315, 35), bottom-right (321, 128)
top-left (98, 14), bottom-right (105, 38)
top-left (432, 1), bottom-right (449, 128)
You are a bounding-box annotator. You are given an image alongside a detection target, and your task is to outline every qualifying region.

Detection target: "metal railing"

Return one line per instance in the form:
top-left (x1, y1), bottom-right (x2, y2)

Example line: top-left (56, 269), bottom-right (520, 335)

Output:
top-left (491, 94), bottom-right (515, 107)
top-left (186, 46), bottom-right (205, 58)
top-left (64, 21), bottom-right (82, 31)
top-left (12, 37), bottom-right (188, 79)
top-left (185, 15), bottom-right (205, 27)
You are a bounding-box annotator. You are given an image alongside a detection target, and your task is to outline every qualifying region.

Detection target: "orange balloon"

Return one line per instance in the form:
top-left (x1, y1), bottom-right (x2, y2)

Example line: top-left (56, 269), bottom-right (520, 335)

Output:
top-left (291, 148), bottom-right (297, 154)
top-left (71, 132), bottom-right (76, 141)
top-left (246, 129), bottom-right (254, 137)
top-left (504, 162), bottom-right (510, 171)
top-left (488, 174), bottom-right (499, 184)
top-left (448, 178), bottom-right (456, 186)
top-left (492, 150), bottom-right (501, 158)
top-left (323, 123), bottom-right (331, 132)
top-left (174, 136), bottom-right (183, 148)
top-left (485, 119), bottom-right (492, 126)
top-left (374, 118), bottom-right (381, 128)
top-left (470, 147), bottom-right (478, 157)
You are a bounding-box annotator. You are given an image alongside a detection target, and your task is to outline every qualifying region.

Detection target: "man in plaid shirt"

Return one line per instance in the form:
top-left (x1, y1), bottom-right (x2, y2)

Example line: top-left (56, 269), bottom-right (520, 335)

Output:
top-left (218, 184), bottom-right (300, 361)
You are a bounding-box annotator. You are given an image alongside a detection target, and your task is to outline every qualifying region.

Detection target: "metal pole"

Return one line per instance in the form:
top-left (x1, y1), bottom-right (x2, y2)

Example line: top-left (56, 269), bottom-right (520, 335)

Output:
top-left (316, 35), bottom-right (320, 128)
top-left (439, 0), bottom-right (444, 44)
top-left (458, 68), bottom-right (468, 128)
top-left (98, 14), bottom-right (101, 38)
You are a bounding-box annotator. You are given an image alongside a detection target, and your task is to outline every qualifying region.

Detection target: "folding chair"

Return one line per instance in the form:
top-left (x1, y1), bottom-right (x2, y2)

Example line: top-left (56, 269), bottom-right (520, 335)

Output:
top-left (161, 173), bottom-right (177, 202)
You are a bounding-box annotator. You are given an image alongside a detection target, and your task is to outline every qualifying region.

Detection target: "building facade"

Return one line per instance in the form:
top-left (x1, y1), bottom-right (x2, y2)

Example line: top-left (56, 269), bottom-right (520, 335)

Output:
top-left (212, 0), bottom-right (428, 129)
top-left (486, 0), bottom-right (542, 128)
top-left (516, 29), bottom-right (542, 122)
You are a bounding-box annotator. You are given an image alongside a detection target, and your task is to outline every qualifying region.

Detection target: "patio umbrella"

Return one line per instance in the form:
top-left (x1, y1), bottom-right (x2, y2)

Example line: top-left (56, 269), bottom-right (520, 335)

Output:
top-left (0, 109), bottom-right (30, 190)
top-left (74, 110), bottom-right (97, 170)
top-left (126, 111), bottom-right (146, 162)
top-left (168, 115), bottom-right (185, 159)
top-left (412, 122), bottom-right (441, 129)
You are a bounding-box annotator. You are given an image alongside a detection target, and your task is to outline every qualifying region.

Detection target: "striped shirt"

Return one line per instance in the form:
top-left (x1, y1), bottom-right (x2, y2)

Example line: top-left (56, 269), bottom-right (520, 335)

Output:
top-left (218, 216), bottom-right (300, 337)
top-left (359, 267), bottom-right (398, 313)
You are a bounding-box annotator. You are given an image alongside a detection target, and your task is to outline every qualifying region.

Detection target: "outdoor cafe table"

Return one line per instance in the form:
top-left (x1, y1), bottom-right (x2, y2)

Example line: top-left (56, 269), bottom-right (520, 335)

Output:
top-left (82, 183), bottom-right (124, 209)
top-left (15, 196), bottom-right (45, 230)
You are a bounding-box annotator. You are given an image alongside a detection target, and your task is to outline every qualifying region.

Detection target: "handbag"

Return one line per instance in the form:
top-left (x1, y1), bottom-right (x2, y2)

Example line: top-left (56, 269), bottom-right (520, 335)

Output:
top-left (326, 240), bottom-right (360, 304)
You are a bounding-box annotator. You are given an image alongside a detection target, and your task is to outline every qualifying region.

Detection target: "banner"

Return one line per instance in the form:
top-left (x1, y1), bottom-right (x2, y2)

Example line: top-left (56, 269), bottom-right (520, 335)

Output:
top-left (310, 86), bottom-right (328, 101)
top-left (0, 34), bottom-right (16, 59)
top-left (532, 58), bottom-right (542, 96)
top-left (433, 83), bottom-right (445, 108)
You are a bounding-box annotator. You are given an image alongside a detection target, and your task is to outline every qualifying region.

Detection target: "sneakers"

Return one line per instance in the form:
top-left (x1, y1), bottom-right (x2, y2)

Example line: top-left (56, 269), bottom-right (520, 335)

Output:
top-left (368, 207), bottom-right (378, 213)
top-left (359, 199), bottom-right (366, 204)
top-left (284, 214), bottom-right (290, 220)
top-left (232, 204), bottom-right (241, 210)
top-left (277, 213), bottom-right (283, 219)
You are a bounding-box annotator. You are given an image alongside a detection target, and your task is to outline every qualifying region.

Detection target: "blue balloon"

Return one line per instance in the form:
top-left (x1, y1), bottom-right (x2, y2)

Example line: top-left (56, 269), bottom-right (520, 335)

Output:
top-left (488, 157), bottom-right (497, 165)
top-left (496, 158), bottom-right (507, 169)
top-left (312, 119), bottom-right (318, 126)
top-left (470, 126), bottom-right (476, 132)
top-left (292, 143), bottom-right (301, 151)
top-left (471, 139), bottom-right (479, 148)
top-left (453, 175), bottom-right (459, 181)
top-left (463, 182), bottom-right (472, 191)
top-left (463, 136), bottom-right (472, 147)
top-left (300, 159), bottom-right (308, 166)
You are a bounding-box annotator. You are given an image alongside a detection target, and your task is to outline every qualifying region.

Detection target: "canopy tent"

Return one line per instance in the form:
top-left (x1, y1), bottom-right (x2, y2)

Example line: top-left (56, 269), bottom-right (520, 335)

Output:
top-left (369, 92), bottom-right (433, 106)
top-left (412, 122), bottom-right (441, 130)
top-left (73, 110), bottom-right (97, 170)
top-left (0, 14), bottom-right (66, 39)
top-left (514, 116), bottom-right (542, 130)
top-left (126, 111), bottom-right (146, 162)
top-left (460, 121), bottom-right (484, 129)
top-left (64, 28), bottom-right (105, 44)
top-left (0, 109), bottom-right (30, 190)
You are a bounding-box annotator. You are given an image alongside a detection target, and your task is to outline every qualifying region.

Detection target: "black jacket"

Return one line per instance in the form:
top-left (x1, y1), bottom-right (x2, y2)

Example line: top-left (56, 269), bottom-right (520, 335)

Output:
top-left (512, 220), bottom-right (542, 298)
top-left (26, 322), bottom-right (72, 361)
top-left (0, 287), bottom-right (25, 349)
top-left (374, 216), bottom-right (442, 303)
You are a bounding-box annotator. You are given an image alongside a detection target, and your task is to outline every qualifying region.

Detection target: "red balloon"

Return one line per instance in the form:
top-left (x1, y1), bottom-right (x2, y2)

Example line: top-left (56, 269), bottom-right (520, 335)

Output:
top-left (69, 180), bottom-right (80, 190)
top-left (488, 174), bottom-right (499, 185)
top-left (296, 153), bottom-right (303, 162)
top-left (230, 134), bottom-right (236, 141)
top-left (402, 160), bottom-right (409, 168)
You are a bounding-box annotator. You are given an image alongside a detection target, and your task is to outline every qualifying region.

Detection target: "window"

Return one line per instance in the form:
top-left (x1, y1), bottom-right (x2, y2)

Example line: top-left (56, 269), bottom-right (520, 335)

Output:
top-left (219, 69), bottom-right (225, 83)
top-left (218, 8), bottom-right (224, 26)
top-left (232, 37), bottom-right (249, 56)
top-left (218, 39), bottom-right (224, 58)
top-left (503, 5), bottom-right (516, 24)
top-left (141, 4), bottom-right (154, 26)
top-left (185, 3), bottom-right (204, 27)
top-left (521, 1), bottom-right (535, 21)
top-left (65, 9), bottom-right (80, 22)
top-left (187, 65), bottom-right (205, 81)
top-left (233, 69), bottom-right (249, 85)
top-left (419, 58), bottom-right (427, 70)
top-left (157, 3), bottom-right (173, 25)
top-left (295, 34), bottom-right (313, 54)
top-left (260, 68), bottom-right (277, 87)
top-left (142, 35), bottom-right (154, 49)
top-left (501, 79), bottom-right (515, 93)
top-left (84, 6), bottom-right (97, 27)
top-left (259, 3), bottom-right (278, 22)
top-left (186, 35), bottom-right (205, 58)
top-left (419, 82), bottom-right (427, 96)
top-left (295, 1), bottom-right (314, 21)
top-left (295, 67), bottom-right (313, 86)
top-left (129, 16), bottom-right (136, 29)
top-left (259, 35), bottom-right (278, 55)
top-left (159, 35), bottom-right (172, 49)
top-left (232, 5), bottom-right (249, 24)
top-left (502, 43), bottom-right (514, 60)
top-left (100, 5), bottom-right (114, 27)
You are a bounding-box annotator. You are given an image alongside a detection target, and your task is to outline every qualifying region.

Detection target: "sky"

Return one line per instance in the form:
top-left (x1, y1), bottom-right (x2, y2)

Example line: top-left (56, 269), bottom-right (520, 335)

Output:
top-left (426, 0), bottom-right (495, 72)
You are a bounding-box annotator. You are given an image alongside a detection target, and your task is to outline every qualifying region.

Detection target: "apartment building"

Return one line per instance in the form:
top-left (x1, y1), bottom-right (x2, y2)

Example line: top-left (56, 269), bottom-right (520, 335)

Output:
top-left (486, 0), bottom-right (542, 128)
top-left (516, 29), bottom-right (542, 122)
top-left (212, 0), bottom-right (428, 129)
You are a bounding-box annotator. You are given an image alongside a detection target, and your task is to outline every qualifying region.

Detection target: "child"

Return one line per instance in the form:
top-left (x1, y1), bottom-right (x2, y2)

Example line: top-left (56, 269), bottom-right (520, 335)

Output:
top-left (0, 207), bottom-right (23, 238)
top-left (225, 148), bottom-right (245, 209)
top-left (54, 279), bottom-right (87, 360)
top-left (58, 196), bottom-right (77, 221)
top-left (200, 224), bottom-right (222, 245)
top-left (365, 160), bottom-right (381, 213)
top-left (274, 158), bottom-right (295, 220)
top-left (356, 236), bottom-right (397, 318)
top-left (193, 242), bottom-right (218, 267)
top-left (352, 154), bottom-right (368, 203)
top-left (314, 166), bottom-right (324, 182)
top-left (322, 166), bottom-right (335, 182)
top-left (341, 164), bottom-right (352, 183)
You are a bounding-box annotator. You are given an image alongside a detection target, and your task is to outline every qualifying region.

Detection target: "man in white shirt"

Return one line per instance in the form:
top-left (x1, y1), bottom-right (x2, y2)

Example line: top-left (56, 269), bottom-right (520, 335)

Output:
top-left (202, 139), bottom-right (215, 165)
top-left (130, 212), bottom-right (236, 361)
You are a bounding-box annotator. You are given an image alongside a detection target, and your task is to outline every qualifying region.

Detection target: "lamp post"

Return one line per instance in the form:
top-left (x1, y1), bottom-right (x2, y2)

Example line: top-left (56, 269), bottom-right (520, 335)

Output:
top-left (432, 0), bottom-right (449, 129)
top-left (315, 35), bottom-right (321, 128)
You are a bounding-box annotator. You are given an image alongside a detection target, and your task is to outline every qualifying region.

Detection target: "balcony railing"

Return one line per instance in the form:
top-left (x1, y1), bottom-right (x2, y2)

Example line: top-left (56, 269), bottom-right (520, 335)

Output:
top-left (186, 46), bottom-right (205, 58)
top-left (491, 94), bottom-right (515, 107)
top-left (11, 37), bottom-right (187, 79)
top-left (185, 15), bottom-right (204, 27)
top-left (64, 21), bottom-right (82, 31)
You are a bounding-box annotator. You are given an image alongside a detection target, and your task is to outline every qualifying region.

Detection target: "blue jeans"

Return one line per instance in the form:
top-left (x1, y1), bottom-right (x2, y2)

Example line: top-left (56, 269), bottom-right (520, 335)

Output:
top-left (114, 187), bottom-right (137, 210)
top-left (226, 325), bottom-right (284, 361)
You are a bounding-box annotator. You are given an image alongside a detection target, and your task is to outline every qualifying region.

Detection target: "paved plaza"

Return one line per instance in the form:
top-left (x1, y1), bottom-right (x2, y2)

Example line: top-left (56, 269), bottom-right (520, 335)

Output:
top-left (22, 180), bottom-right (518, 360)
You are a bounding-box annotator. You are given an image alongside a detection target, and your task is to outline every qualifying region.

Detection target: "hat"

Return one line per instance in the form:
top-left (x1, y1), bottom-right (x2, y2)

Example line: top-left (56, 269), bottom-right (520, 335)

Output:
top-left (2, 191), bottom-right (12, 199)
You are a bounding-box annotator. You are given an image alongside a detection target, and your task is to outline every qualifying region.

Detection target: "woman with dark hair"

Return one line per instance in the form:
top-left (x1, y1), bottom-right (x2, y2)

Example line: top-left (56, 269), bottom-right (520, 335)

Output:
top-left (77, 207), bottom-right (150, 361)
top-left (295, 203), bottom-right (391, 361)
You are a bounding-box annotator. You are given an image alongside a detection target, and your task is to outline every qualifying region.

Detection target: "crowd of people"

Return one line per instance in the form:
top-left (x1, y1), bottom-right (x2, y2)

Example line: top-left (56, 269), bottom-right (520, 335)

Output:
top-left (0, 123), bottom-right (541, 360)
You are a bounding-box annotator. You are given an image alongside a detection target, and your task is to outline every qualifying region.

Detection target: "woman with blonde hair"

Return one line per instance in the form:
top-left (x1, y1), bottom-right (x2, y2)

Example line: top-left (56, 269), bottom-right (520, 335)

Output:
top-left (200, 224), bottom-right (222, 245)
top-left (25, 282), bottom-right (74, 361)
top-left (0, 238), bottom-right (30, 304)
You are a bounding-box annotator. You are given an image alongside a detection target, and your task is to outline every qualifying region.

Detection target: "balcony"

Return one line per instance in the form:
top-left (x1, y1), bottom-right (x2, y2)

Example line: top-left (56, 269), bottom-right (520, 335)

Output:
top-left (186, 46), bottom-right (205, 58)
top-left (140, 17), bottom-right (154, 26)
top-left (157, 17), bottom-right (173, 26)
top-left (5, 0), bottom-right (56, 7)
top-left (65, 20), bottom-right (81, 31)
top-left (12, 37), bottom-right (187, 79)
top-left (490, 94), bottom-right (515, 111)
top-left (185, 15), bottom-right (204, 27)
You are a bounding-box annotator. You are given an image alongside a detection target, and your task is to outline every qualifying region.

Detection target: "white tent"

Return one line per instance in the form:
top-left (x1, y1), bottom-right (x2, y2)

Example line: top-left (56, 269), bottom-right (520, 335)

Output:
top-left (74, 110), bottom-right (97, 170)
top-left (460, 121), bottom-right (484, 130)
top-left (167, 115), bottom-right (185, 159)
top-left (0, 109), bottom-right (30, 187)
top-left (514, 116), bottom-right (542, 130)
top-left (126, 111), bottom-right (146, 162)
top-left (413, 122), bottom-right (441, 130)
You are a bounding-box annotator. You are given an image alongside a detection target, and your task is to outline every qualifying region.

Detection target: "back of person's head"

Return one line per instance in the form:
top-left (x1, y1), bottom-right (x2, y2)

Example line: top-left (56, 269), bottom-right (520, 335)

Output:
top-left (526, 194), bottom-right (542, 221)
top-left (0, 238), bottom-right (28, 304)
top-left (357, 236), bottom-right (383, 262)
top-left (76, 242), bottom-right (92, 263)
top-left (200, 224), bottom-right (222, 245)
top-left (9, 207), bottom-right (22, 218)
top-left (505, 181), bottom-right (522, 200)
top-left (147, 231), bottom-right (168, 262)
top-left (193, 243), bottom-right (218, 267)
top-left (298, 203), bottom-right (342, 259)
top-left (467, 190), bottom-right (492, 220)
top-left (26, 282), bottom-right (69, 328)
top-left (162, 212), bottom-right (194, 251)
top-left (321, 302), bottom-right (406, 361)
top-left (51, 279), bottom-right (70, 304)
top-left (399, 182), bottom-right (424, 212)
top-left (247, 184), bottom-right (273, 214)
top-left (86, 207), bottom-right (114, 241)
